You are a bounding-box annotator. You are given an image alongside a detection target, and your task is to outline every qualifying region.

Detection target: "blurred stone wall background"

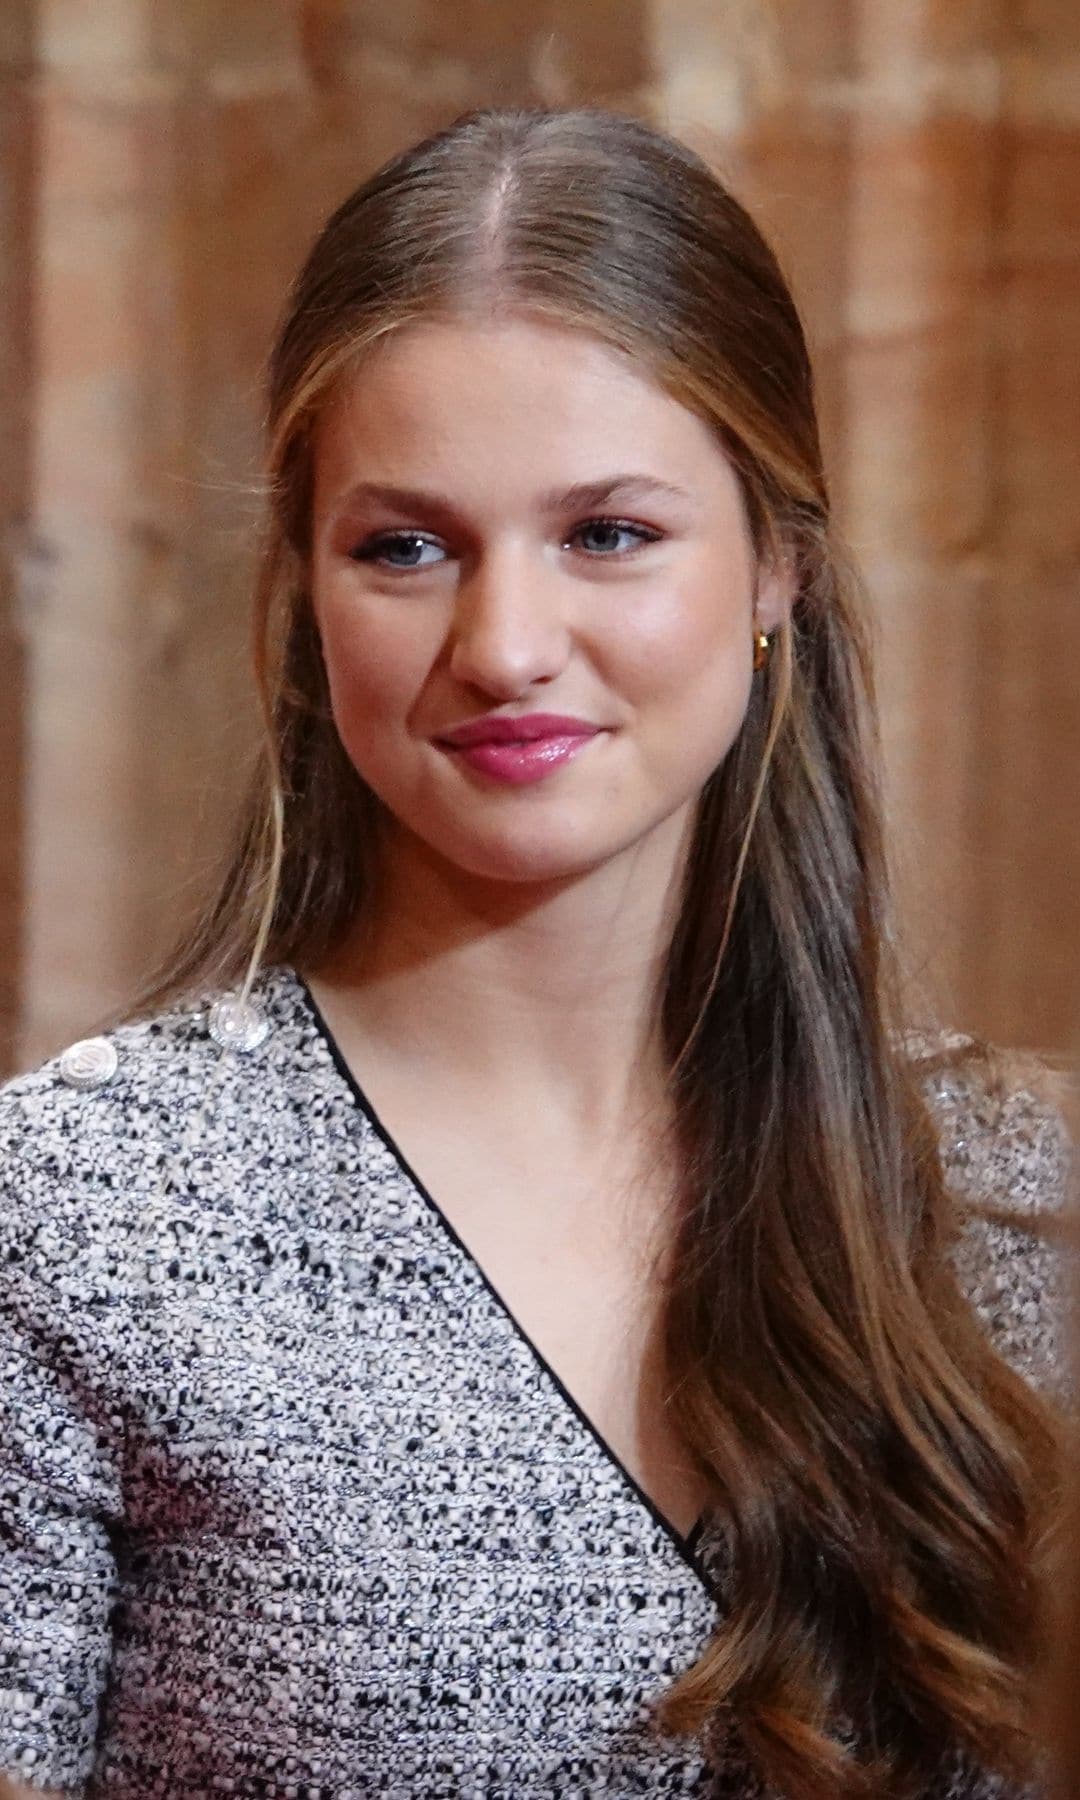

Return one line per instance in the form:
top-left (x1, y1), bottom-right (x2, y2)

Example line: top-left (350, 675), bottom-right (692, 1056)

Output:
top-left (0, 0), bottom-right (1076, 1069)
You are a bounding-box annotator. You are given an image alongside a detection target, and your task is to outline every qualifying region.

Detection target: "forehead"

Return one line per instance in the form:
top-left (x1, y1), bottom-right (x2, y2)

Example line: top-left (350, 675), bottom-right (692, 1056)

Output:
top-left (311, 315), bottom-right (735, 507)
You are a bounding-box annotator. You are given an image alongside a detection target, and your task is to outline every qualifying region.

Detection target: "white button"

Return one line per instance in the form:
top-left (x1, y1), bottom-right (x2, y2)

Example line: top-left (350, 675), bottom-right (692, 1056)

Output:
top-left (207, 993), bottom-right (270, 1053)
top-left (58, 1037), bottom-right (119, 1090)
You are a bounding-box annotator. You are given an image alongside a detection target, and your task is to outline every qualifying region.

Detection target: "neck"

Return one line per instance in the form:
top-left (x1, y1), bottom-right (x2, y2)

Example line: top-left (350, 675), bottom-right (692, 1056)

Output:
top-left (304, 815), bottom-right (690, 1140)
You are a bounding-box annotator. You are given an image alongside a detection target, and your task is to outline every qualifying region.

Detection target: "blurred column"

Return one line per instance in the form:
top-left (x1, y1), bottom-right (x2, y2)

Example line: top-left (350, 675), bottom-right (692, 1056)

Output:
top-left (840, 1), bottom-right (1006, 1028)
top-left (15, 2), bottom-right (322, 1064)
top-left (973, 7), bottom-right (1080, 1051)
top-left (17, 0), bottom-right (192, 1062)
top-left (644, 0), bottom-right (853, 467)
top-left (0, 2), bottom-right (35, 1072)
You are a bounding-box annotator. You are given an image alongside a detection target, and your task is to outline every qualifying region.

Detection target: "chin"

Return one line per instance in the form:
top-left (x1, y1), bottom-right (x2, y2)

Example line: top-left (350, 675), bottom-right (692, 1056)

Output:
top-left (445, 847), bottom-right (613, 888)
top-left (432, 820), bottom-right (632, 887)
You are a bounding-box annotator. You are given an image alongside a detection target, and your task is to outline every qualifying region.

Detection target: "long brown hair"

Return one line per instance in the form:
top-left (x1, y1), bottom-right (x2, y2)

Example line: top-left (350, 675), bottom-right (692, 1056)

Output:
top-left (135, 107), bottom-right (1058, 1798)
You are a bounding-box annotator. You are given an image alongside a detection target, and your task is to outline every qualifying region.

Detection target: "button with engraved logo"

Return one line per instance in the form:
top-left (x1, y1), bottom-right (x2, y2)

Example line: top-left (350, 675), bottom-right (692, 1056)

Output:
top-left (58, 1037), bottom-right (119, 1091)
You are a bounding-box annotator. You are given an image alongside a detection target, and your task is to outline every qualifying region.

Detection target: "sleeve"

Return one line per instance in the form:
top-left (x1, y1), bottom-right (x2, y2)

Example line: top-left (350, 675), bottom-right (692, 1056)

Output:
top-left (918, 1046), bottom-right (1072, 1798)
top-left (927, 1044), bottom-right (1074, 1405)
top-left (0, 1159), bottom-right (124, 1797)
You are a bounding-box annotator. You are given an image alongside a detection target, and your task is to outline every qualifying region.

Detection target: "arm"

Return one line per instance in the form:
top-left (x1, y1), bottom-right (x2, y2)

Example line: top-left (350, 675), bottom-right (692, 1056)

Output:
top-left (931, 1042), bottom-right (1074, 1400)
top-left (0, 1780), bottom-right (64, 1799)
top-left (0, 1186), bottom-right (124, 1797)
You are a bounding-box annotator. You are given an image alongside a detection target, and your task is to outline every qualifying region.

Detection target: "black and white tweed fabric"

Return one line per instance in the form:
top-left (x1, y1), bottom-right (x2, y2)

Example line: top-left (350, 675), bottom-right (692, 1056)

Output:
top-left (0, 966), bottom-right (1069, 1797)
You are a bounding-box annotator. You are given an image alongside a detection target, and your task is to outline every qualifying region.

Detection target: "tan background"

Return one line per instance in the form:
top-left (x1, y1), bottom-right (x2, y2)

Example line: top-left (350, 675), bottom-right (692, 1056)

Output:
top-left (0, 0), bottom-right (1076, 1071)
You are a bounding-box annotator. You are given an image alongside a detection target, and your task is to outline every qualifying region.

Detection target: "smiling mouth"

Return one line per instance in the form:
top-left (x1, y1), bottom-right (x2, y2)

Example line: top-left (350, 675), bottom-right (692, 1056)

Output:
top-left (437, 728), bottom-right (602, 786)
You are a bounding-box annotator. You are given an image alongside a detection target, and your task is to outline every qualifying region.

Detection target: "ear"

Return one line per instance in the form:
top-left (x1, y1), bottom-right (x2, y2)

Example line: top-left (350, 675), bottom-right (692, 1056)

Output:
top-left (754, 552), bottom-right (797, 636)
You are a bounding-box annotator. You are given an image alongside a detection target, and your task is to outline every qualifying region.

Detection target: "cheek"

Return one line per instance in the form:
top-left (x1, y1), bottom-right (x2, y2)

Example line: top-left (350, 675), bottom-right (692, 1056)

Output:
top-left (317, 595), bottom-right (434, 745)
top-left (604, 572), bottom-right (753, 721)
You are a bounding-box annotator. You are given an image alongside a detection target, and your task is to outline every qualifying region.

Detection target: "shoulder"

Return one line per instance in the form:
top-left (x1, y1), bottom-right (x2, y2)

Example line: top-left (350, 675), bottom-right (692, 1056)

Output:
top-left (2, 995), bottom-right (207, 1135)
top-left (0, 986), bottom-right (224, 1177)
top-left (908, 1030), bottom-right (1074, 1401)
top-left (0, 970), bottom-right (301, 1303)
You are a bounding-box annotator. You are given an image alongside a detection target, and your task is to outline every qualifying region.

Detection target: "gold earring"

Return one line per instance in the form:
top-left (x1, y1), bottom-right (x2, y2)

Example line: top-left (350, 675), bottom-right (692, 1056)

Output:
top-left (753, 630), bottom-right (770, 672)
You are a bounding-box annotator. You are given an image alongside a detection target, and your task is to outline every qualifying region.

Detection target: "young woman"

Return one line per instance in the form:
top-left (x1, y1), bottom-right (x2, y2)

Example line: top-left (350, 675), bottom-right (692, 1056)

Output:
top-left (0, 107), bottom-right (1070, 1800)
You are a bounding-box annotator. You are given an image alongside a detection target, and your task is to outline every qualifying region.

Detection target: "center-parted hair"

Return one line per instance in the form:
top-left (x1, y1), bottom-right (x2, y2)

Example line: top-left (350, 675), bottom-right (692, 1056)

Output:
top-left (139, 107), bottom-right (1058, 1799)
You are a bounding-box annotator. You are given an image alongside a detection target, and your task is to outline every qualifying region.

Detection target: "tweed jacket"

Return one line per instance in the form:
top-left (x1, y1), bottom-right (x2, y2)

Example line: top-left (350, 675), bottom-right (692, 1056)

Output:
top-left (0, 966), bottom-right (1070, 1798)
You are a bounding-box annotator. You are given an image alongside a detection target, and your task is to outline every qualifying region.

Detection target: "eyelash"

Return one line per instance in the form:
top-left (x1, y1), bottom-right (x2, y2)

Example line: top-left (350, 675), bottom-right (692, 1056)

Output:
top-left (347, 516), bottom-right (664, 571)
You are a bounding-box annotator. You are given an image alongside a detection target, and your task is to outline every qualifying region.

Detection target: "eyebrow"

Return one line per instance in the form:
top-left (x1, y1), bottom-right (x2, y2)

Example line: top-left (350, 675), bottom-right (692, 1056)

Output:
top-left (329, 473), bottom-right (695, 521)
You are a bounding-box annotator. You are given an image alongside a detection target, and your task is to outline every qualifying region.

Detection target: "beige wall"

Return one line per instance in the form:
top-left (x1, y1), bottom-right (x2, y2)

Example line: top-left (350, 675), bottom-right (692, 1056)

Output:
top-left (1, 0), bottom-right (1077, 1068)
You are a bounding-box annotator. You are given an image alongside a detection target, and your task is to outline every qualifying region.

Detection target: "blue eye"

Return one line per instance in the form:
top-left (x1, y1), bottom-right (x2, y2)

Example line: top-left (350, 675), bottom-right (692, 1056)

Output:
top-left (570, 518), bottom-right (662, 557)
top-left (349, 532), bottom-right (446, 570)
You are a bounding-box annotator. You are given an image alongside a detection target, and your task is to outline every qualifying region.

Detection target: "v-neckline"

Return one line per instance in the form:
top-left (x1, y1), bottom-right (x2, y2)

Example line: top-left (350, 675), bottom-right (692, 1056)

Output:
top-left (294, 971), bottom-right (711, 1590)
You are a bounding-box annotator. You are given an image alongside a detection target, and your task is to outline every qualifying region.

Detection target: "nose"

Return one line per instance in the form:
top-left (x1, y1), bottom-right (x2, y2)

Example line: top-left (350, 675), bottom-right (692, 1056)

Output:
top-left (446, 543), bottom-right (571, 699)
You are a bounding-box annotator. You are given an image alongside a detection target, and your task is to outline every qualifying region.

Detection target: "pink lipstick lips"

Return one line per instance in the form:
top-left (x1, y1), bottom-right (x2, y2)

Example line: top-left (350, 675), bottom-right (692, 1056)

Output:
top-left (436, 712), bottom-right (603, 786)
